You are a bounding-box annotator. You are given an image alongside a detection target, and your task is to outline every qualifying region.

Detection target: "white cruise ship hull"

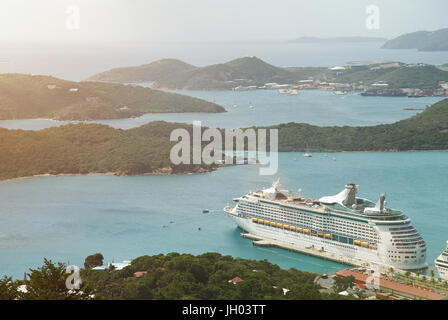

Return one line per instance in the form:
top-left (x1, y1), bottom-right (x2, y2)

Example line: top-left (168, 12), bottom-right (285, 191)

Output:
top-left (230, 215), bottom-right (428, 270)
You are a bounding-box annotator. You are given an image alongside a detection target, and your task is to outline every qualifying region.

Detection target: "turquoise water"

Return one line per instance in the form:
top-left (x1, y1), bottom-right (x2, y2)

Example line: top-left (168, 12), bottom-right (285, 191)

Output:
top-left (1, 152), bottom-right (447, 279)
top-left (0, 90), bottom-right (442, 130)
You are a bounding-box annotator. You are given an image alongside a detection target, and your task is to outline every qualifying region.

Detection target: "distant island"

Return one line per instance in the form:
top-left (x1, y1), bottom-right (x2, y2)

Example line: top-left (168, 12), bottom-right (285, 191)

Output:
top-left (2, 99), bottom-right (448, 182)
top-left (87, 57), bottom-right (448, 92)
top-left (87, 57), bottom-right (303, 90)
top-left (292, 36), bottom-right (387, 43)
top-left (0, 74), bottom-right (224, 121)
top-left (382, 28), bottom-right (448, 51)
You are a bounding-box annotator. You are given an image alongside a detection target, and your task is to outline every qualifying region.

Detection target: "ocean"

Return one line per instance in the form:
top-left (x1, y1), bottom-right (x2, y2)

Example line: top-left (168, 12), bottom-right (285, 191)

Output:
top-left (0, 89), bottom-right (443, 130)
top-left (1, 152), bottom-right (447, 279)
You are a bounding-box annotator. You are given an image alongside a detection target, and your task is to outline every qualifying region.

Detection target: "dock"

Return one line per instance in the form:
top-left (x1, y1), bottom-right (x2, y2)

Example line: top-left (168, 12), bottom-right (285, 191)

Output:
top-left (240, 233), bottom-right (413, 274)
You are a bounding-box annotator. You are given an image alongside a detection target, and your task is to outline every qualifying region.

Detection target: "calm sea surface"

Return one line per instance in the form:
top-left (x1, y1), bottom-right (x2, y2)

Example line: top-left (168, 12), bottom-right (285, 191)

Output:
top-left (1, 152), bottom-right (448, 279)
top-left (0, 89), bottom-right (443, 130)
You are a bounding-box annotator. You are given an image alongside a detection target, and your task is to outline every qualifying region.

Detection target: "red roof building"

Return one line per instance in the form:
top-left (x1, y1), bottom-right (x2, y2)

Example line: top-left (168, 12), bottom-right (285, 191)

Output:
top-left (336, 269), bottom-right (446, 300)
top-left (228, 277), bottom-right (244, 285)
top-left (133, 271), bottom-right (148, 278)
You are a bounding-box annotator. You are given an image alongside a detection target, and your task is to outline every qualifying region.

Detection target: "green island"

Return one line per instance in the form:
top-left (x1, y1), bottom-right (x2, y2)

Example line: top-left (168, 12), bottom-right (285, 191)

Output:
top-left (86, 56), bottom-right (448, 91)
top-left (0, 253), bottom-right (355, 300)
top-left (0, 74), bottom-right (224, 121)
top-left (1, 98), bottom-right (448, 182)
top-left (382, 28), bottom-right (448, 51)
top-left (0, 121), bottom-right (217, 181)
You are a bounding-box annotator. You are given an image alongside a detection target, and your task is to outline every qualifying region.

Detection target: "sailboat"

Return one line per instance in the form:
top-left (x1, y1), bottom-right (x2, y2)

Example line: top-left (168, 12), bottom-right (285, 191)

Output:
top-left (303, 153), bottom-right (312, 158)
top-left (303, 143), bottom-right (312, 157)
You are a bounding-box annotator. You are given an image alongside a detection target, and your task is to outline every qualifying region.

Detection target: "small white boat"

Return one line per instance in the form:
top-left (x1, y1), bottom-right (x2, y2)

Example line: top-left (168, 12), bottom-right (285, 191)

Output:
top-left (303, 153), bottom-right (312, 158)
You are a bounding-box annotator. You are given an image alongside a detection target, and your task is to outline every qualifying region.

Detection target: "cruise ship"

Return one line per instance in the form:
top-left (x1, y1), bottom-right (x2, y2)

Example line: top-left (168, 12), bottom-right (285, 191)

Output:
top-left (224, 180), bottom-right (427, 270)
top-left (435, 241), bottom-right (448, 280)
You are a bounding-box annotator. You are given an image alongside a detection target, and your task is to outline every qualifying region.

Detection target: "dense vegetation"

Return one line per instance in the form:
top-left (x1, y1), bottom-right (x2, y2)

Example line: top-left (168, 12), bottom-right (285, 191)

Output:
top-left (382, 28), bottom-right (448, 51)
top-left (0, 121), bottom-right (216, 181)
top-left (269, 98), bottom-right (448, 152)
top-left (85, 59), bottom-right (196, 83)
top-left (83, 252), bottom-right (354, 300)
top-left (333, 64), bottom-right (448, 89)
top-left (0, 253), bottom-right (355, 300)
top-left (0, 74), bottom-right (224, 120)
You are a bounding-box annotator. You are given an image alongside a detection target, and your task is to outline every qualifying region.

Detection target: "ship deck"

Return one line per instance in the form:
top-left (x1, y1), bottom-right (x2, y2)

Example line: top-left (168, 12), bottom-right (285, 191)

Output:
top-left (247, 193), bottom-right (405, 221)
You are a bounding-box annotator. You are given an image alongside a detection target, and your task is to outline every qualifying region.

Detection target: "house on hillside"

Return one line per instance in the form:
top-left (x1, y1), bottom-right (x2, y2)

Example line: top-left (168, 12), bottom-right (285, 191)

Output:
top-left (228, 277), bottom-right (244, 285)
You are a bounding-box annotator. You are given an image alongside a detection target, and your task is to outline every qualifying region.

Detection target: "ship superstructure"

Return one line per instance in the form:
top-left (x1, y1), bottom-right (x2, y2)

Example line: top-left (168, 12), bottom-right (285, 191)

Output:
top-left (435, 241), bottom-right (448, 280)
top-left (224, 180), bottom-right (427, 270)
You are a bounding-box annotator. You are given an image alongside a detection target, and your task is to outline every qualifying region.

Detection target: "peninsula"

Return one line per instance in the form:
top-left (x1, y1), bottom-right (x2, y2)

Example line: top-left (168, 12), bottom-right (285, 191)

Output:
top-left (0, 74), bottom-right (225, 121)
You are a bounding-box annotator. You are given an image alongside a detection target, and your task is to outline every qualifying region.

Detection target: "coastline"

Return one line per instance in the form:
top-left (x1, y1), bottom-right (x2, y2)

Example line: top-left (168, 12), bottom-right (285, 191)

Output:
top-left (2, 149), bottom-right (447, 184)
top-left (0, 167), bottom-right (218, 184)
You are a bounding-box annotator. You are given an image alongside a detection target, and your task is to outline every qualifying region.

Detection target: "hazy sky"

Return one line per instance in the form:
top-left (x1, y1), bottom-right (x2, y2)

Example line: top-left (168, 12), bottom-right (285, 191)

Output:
top-left (1, 0), bottom-right (447, 44)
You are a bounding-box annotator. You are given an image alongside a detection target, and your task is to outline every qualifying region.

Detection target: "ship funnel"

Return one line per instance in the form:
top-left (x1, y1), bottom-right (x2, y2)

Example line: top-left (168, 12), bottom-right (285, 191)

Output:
top-left (374, 193), bottom-right (386, 213)
top-left (318, 183), bottom-right (358, 207)
top-left (344, 184), bottom-right (357, 207)
top-left (272, 178), bottom-right (281, 190)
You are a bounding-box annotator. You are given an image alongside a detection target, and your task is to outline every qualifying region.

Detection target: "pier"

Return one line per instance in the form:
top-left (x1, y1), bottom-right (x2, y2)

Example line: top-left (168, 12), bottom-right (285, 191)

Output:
top-left (240, 233), bottom-right (415, 275)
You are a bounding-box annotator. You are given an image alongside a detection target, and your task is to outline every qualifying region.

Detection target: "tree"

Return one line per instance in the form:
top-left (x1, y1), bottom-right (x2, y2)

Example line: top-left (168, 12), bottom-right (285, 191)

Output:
top-left (190, 263), bottom-right (209, 284)
top-left (21, 258), bottom-right (92, 300)
top-left (334, 276), bottom-right (355, 292)
top-left (84, 253), bottom-right (104, 269)
top-left (0, 276), bottom-right (19, 300)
